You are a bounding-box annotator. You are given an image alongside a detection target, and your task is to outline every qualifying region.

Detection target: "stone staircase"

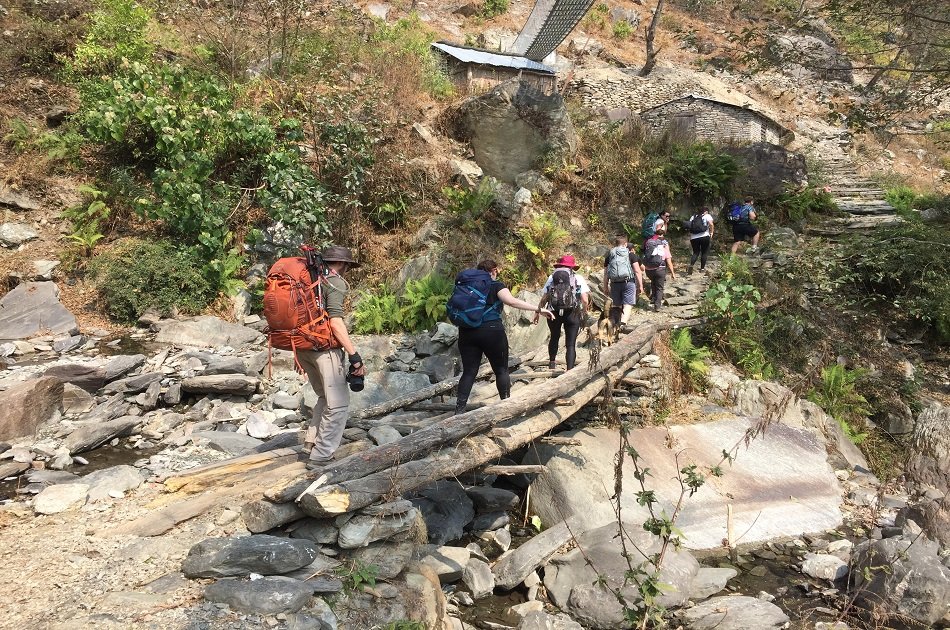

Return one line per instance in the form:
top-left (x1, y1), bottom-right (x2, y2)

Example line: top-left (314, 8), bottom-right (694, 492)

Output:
top-left (808, 155), bottom-right (902, 236)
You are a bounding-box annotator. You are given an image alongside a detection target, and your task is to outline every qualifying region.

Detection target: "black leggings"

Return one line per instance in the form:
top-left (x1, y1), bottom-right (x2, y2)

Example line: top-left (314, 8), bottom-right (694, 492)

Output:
top-left (547, 310), bottom-right (582, 369)
top-left (690, 236), bottom-right (711, 269)
top-left (457, 324), bottom-right (510, 410)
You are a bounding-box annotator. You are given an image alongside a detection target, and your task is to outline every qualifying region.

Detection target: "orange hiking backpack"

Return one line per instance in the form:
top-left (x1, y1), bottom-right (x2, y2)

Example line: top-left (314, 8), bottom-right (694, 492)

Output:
top-left (262, 255), bottom-right (342, 356)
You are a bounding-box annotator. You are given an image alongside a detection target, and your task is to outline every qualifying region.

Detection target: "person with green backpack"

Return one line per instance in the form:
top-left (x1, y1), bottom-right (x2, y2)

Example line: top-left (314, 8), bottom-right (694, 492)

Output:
top-left (603, 234), bottom-right (645, 330)
top-left (729, 196), bottom-right (760, 255)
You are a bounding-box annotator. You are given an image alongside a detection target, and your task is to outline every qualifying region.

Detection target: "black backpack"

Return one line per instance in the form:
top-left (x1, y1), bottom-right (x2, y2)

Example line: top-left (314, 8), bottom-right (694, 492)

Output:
top-left (547, 269), bottom-right (579, 313)
top-left (688, 213), bottom-right (707, 234)
top-left (643, 236), bottom-right (666, 268)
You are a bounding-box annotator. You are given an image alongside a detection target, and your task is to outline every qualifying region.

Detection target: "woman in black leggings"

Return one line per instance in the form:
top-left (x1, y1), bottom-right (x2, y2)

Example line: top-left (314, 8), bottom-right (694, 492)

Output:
top-left (533, 254), bottom-right (591, 370)
top-left (455, 259), bottom-right (553, 414)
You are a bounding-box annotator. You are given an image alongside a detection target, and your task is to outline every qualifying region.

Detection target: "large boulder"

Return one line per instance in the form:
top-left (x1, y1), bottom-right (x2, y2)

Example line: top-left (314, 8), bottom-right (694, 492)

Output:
top-left (906, 404), bottom-right (950, 493)
top-left (0, 282), bottom-right (79, 340)
top-left (449, 80), bottom-right (576, 184)
top-left (0, 376), bottom-right (63, 441)
top-left (850, 534), bottom-right (950, 627)
top-left (524, 417), bottom-right (843, 550)
top-left (767, 33), bottom-right (853, 83)
top-left (502, 290), bottom-right (548, 355)
top-left (182, 535), bottom-right (319, 578)
top-left (332, 371), bottom-right (433, 417)
top-left (544, 522), bottom-right (699, 628)
top-left (409, 480), bottom-right (476, 545)
top-left (155, 316), bottom-right (263, 348)
top-left (722, 143), bottom-right (807, 200)
top-left (680, 595), bottom-right (790, 629)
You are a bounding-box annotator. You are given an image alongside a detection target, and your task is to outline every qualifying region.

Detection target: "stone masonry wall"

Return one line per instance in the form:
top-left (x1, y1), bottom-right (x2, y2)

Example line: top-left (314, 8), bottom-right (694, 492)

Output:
top-left (641, 99), bottom-right (782, 144)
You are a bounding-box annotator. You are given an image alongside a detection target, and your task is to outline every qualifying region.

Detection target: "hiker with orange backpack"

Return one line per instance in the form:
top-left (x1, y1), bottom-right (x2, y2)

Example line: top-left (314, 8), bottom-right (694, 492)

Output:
top-left (263, 245), bottom-right (364, 471)
top-left (533, 254), bottom-right (591, 370)
top-left (447, 259), bottom-right (554, 415)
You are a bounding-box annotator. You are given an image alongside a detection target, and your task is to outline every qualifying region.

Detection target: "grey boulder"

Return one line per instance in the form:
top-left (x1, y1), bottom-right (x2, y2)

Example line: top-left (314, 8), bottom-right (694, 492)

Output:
top-left (410, 480), bottom-right (475, 545)
top-left (681, 595), bottom-right (790, 629)
top-left (0, 376), bottom-right (63, 441)
top-left (155, 316), bottom-right (263, 348)
top-left (182, 535), bottom-right (319, 578)
top-left (0, 282), bottom-right (78, 340)
top-left (0, 222), bottom-right (39, 247)
top-left (204, 576), bottom-right (313, 614)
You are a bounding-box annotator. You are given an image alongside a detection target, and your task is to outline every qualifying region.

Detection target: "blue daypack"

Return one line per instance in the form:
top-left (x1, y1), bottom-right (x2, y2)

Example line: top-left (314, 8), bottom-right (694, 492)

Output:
top-left (727, 201), bottom-right (748, 223)
top-left (446, 269), bottom-right (502, 328)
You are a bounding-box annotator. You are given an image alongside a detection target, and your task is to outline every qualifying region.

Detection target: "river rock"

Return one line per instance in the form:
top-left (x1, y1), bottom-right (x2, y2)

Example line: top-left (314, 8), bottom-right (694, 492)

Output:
top-left (289, 518), bottom-right (340, 545)
top-left (0, 188), bottom-right (42, 211)
top-left (181, 374), bottom-right (259, 396)
top-left (367, 425), bottom-right (402, 446)
top-left (64, 415), bottom-right (141, 454)
top-left (462, 558), bottom-right (494, 600)
top-left (33, 482), bottom-right (90, 514)
top-left (62, 383), bottom-right (95, 415)
top-left (0, 282), bottom-right (78, 340)
top-left (84, 465), bottom-right (144, 502)
top-left (336, 507), bottom-right (420, 549)
top-left (465, 486), bottom-right (519, 513)
top-left (102, 371), bottom-right (162, 394)
top-left (417, 354), bottom-right (456, 382)
top-left (0, 376), bottom-right (63, 441)
top-left (418, 545), bottom-right (471, 583)
top-left (272, 390), bottom-right (302, 410)
top-left (53, 335), bottom-right (83, 353)
top-left (0, 222), bottom-right (38, 247)
top-left (450, 80), bottom-right (577, 184)
top-left (345, 371), bottom-right (433, 416)
top-left (244, 412), bottom-right (279, 439)
top-left (681, 595), bottom-right (790, 629)
top-left (103, 354), bottom-right (147, 381)
top-left (155, 316), bottom-right (263, 348)
top-left (525, 418), bottom-right (843, 550)
top-left (204, 576), bottom-right (313, 614)
top-left (190, 430), bottom-right (262, 455)
top-left (544, 522), bottom-right (698, 627)
top-left (203, 356), bottom-right (250, 376)
top-left (850, 534), bottom-right (950, 627)
top-left (520, 611), bottom-right (584, 630)
top-left (801, 553), bottom-right (848, 581)
top-left (143, 411), bottom-right (186, 438)
top-left (430, 322), bottom-right (459, 346)
top-left (182, 535), bottom-right (319, 578)
top-left (345, 541), bottom-right (414, 580)
top-left (468, 511), bottom-right (509, 532)
top-left (689, 567), bottom-right (738, 601)
top-left (409, 480), bottom-right (476, 545)
top-left (43, 363), bottom-right (107, 392)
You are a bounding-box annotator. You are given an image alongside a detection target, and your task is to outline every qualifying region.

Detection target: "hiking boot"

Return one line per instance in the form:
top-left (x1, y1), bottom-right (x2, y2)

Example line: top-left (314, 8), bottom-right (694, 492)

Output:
top-left (548, 360), bottom-right (557, 370)
top-left (747, 246), bottom-right (759, 255)
top-left (686, 265), bottom-right (694, 276)
top-left (306, 455), bottom-right (332, 471)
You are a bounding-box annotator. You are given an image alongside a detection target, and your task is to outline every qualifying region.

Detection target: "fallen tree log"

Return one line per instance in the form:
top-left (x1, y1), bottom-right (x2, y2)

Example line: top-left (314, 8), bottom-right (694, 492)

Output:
top-left (266, 324), bottom-right (655, 504)
top-left (296, 329), bottom-right (653, 516)
top-left (483, 464), bottom-right (546, 475)
top-left (163, 447), bottom-right (302, 493)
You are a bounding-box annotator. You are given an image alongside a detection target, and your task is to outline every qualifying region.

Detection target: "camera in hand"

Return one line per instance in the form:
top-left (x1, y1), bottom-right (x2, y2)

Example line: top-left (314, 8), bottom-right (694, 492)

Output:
top-left (346, 365), bottom-right (364, 392)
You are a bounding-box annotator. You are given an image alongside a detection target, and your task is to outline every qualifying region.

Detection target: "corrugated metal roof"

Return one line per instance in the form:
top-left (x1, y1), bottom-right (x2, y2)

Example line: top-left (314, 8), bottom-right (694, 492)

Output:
top-left (432, 42), bottom-right (555, 75)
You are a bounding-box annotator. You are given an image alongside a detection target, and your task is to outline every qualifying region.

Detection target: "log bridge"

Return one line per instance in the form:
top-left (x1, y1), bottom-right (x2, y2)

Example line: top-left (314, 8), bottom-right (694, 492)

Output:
top-left (111, 323), bottom-right (660, 537)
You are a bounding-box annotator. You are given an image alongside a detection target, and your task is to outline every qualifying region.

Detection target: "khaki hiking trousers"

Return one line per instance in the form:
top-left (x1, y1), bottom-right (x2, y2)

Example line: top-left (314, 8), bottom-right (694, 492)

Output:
top-left (296, 348), bottom-right (350, 461)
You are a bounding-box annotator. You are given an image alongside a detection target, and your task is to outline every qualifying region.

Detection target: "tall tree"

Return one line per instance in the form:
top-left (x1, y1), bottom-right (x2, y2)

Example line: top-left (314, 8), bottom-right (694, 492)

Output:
top-left (640, 0), bottom-right (666, 77)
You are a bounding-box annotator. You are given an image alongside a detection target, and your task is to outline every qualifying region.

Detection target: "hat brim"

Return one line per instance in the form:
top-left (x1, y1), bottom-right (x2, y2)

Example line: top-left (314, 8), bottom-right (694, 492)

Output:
top-left (323, 258), bottom-right (361, 268)
top-left (553, 263), bottom-right (579, 270)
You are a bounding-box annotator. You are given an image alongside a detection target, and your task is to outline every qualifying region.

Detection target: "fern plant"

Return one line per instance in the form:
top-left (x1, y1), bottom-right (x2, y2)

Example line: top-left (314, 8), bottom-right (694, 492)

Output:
top-left (807, 364), bottom-right (870, 444)
top-left (353, 288), bottom-right (402, 334)
top-left (443, 179), bottom-right (495, 230)
top-left (64, 184), bottom-right (111, 256)
top-left (400, 273), bottom-right (453, 331)
top-left (669, 329), bottom-right (711, 389)
top-left (517, 212), bottom-right (568, 271)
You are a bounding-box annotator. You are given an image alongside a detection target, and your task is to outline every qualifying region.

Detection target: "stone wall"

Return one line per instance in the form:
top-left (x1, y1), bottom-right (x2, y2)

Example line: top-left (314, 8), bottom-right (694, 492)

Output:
top-left (641, 99), bottom-right (784, 145)
top-left (445, 62), bottom-right (557, 96)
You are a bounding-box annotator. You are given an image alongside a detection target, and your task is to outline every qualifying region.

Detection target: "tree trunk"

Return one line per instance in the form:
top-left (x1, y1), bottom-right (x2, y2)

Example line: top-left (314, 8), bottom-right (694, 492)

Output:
top-left (640, 0), bottom-right (666, 77)
top-left (296, 332), bottom-right (653, 517)
top-left (267, 325), bottom-right (655, 504)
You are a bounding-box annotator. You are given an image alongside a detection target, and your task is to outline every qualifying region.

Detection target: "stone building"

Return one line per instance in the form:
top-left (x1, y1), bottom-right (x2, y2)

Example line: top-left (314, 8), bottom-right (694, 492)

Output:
top-left (640, 95), bottom-right (793, 145)
top-left (431, 42), bottom-right (558, 96)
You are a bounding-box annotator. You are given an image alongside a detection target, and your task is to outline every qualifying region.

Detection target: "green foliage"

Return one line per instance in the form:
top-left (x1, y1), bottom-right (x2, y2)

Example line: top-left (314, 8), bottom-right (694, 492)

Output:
top-left (666, 143), bottom-right (739, 204)
top-left (400, 274), bottom-right (454, 331)
top-left (89, 238), bottom-right (216, 322)
top-left (443, 180), bottom-right (496, 230)
top-left (612, 19), bottom-right (634, 39)
top-left (480, 0), bottom-right (509, 18)
top-left (517, 212), bottom-right (569, 271)
top-left (371, 14), bottom-right (454, 99)
top-left (36, 128), bottom-right (85, 168)
top-left (369, 197), bottom-right (409, 230)
top-left (64, 184), bottom-right (110, 256)
top-left (840, 221), bottom-right (950, 342)
top-left (2, 118), bottom-right (36, 152)
top-left (384, 622), bottom-right (426, 630)
top-left (764, 186), bottom-right (838, 223)
top-left (336, 561), bottom-right (379, 593)
top-left (353, 288), bottom-right (401, 334)
top-left (79, 61), bottom-right (329, 262)
top-left (66, 0), bottom-right (153, 78)
top-left (885, 184), bottom-right (918, 215)
top-left (808, 364), bottom-right (871, 444)
top-left (884, 184), bottom-right (950, 221)
top-left (583, 3), bottom-right (609, 29)
top-left (353, 273), bottom-right (453, 334)
top-left (669, 329), bottom-right (711, 389)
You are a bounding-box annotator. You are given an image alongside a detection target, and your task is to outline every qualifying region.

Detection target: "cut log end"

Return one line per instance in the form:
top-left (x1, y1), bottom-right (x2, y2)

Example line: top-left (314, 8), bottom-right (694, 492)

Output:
top-left (298, 486), bottom-right (351, 517)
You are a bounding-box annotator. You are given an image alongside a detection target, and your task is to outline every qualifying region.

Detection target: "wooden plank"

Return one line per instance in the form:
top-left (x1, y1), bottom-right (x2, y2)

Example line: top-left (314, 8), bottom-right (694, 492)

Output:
top-left (483, 464), bottom-right (546, 475)
top-left (164, 447), bottom-right (302, 493)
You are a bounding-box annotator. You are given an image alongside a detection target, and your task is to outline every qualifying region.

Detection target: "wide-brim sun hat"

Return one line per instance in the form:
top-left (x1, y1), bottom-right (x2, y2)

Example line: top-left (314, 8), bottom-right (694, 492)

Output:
top-left (553, 254), bottom-right (579, 270)
top-left (321, 245), bottom-right (361, 268)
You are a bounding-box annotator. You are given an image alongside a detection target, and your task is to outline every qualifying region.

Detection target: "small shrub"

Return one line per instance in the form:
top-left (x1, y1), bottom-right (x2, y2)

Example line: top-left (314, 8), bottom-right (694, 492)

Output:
top-left (517, 212), bottom-right (569, 271)
top-left (66, 0), bottom-right (153, 78)
top-left (481, 0), bottom-right (509, 18)
top-left (371, 14), bottom-right (454, 99)
top-left (443, 180), bottom-right (496, 230)
top-left (353, 288), bottom-right (402, 334)
top-left (400, 273), bottom-right (453, 331)
top-left (885, 184), bottom-right (917, 215)
top-left (36, 128), bottom-right (85, 168)
top-left (89, 238), bottom-right (216, 322)
top-left (368, 197), bottom-right (409, 230)
top-left (2, 119), bottom-right (36, 152)
top-left (669, 328), bottom-right (711, 389)
top-left (807, 364), bottom-right (870, 444)
top-left (64, 184), bottom-right (110, 256)
top-left (336, 560), bottom-right (378, 593)
top-left (612, 19), bottom-right (634, 39)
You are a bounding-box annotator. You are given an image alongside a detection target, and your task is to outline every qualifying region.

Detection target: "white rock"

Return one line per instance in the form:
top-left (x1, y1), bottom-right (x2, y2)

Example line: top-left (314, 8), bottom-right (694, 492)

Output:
top-left (802, 553), bottom-right (849, 581)
top-left (244, 412), bottom-right (279, 439)
top-left (34, 483), bottom-right (90, 514)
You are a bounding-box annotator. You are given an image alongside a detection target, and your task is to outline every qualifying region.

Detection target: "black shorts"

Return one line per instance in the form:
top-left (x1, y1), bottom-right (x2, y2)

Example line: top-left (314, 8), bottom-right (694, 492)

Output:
top-left (732, 222), bottom-right (759, 242)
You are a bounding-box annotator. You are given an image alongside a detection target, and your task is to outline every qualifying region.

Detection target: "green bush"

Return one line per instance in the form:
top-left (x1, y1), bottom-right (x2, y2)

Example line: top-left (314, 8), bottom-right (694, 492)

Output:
top-left (840, 221), bottom-right (950, 342)
top-left (807, 364), bottom-right (870, 444)
top-left (89, 238), bottom-right (216, 322)
top-left (66, 0), bottom-right (153, 78)
top-left (353, 289), bottom-right (401, 334)
top-left (885, 184), bottom-right (917, 215)
top-left (612, 19), bottom-right (634, 39)
top-left (517, 212), bottom-right (569, 271)
top-left (481, 0), bottom-right (509, 18)
top-left (764, 186), bottom-right (838, 223)
top-left (669, 329), bottom-right (711, 389)
top-left (353, 273), bottom-right (453, 334)
top-left (443, 180), bottom-right (496, 230)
